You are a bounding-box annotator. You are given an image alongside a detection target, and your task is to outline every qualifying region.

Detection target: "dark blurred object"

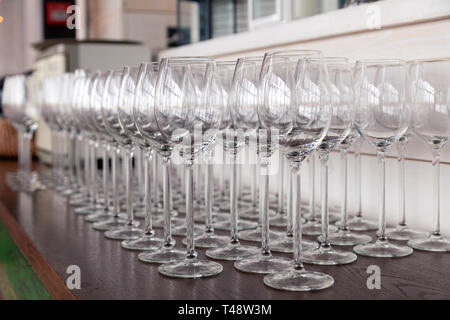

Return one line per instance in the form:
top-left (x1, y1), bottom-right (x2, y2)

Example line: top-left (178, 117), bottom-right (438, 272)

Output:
top-left (43, 0), bottom-right (76, 39)
top-left (167, 27), bottom-right (191, 47)
top-left (344, 0), bottom-right (380, 7)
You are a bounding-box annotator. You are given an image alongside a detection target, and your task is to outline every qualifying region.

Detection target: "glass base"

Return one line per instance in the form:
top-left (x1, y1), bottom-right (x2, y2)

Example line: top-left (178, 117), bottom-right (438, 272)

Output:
top-left (407, 234), bottom-right (450, 252)
top-left (182, 232), bottom-right (229, 248)
top-left (271, 235), bottom-right (318, 253)
top-left (327, 229), bottom-right (372, 246)
top-left (158, 258), bottom-right (223, 279)
top-left (152, 217), bottom-right (185, 228)
top-left (214, 219), bottom-right (258, 232)
top-left (205, 242), bottom-right (259, 261)
top-left (193, 213), bottom-right (230, 223)
top-left (354, 239), bottom-right (413, 257)
top-left (239, 207), bottom-right (277, 220)
top-left (104, 225), bottom-right (143, 240)
top-left (73, 204), bottom-right (104, 215)
top-left (172, 225), bottom-right (204, 237)
top-left (345, 216), bottom-right (378, 231)
top-left (234, 253), bottom-right (294, 274)
top-left (302, 221), bottom-right (338, 236)
top-left (121, 234), bottom-right (163, 251)
top-left (263, 268), bottom-right (334, 291)
top-left (269, 215), bottom-right (289, 228)
top-left (384, 225), bottom-right (428, 241)
top-left (138, 246), bottom-right (185, 264)
top-left (303, 245), bottom-right (357, 265)
top-left (238, 227), bottom-right (284, 242)
top-left (84, 211), bottom-right (127, 223)
top-left (92, 216), bottom-right (132, 231)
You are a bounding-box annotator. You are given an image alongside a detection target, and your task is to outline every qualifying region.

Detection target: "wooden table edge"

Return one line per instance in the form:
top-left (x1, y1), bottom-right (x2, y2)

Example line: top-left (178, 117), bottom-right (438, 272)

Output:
top-left (0, 201), bottom-right (76, 300)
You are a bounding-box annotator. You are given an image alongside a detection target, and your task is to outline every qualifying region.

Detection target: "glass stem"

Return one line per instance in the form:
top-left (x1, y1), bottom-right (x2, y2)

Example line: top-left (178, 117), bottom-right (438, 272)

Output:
top-left (251, 163), bottom-right (257, 209)
top-left (91, 140), bottom-right (98, 205)
top-left (68, 129), bottom-right (76, 182)
top-left (162, 156), bottom-right (174, 247)
top-left (277, 153), bottom-right (285, 215)
top-left (144, 150), bottom-right (153, 235)
top-left (286, 163), bottom-right (293, 237)
top-left (377, 151), bottom-right (387, 240)
top-left (112, 145), bottom-right (120, 218)
top-left (260, 157), bottom-right (271, 256)
top-left (84, 136), bottom-right (91, 197)
top-left (153, 153), bottom-right (160, 209)
top-left (185, 160), bottom-right (197, 259)
top-left (319, 153), bottom-right (330, 246)
top-left (102, 143), bottom-right (109, 211)
top-left (136, 148), bottom-right (144, 200)
top-left (125, 147), bottom-right (134, 226)
top-left (220, 148), bottom-right (226, 197)
top-left (340, 148), bottom-right (349, 229)
top-left (292, 163), bottom-right (304, 270)
top-left (204, 149), bottom-right (214, 233)
top-left (230, 150), bottom-right (239, 244)
top-left (22, 132), bottom-right (32, 177)
top-left (75, 133), bottom-right (83, 188)
top-left (432, 148), bottom-right (441, 236)
top-left (18, 130), bottom-right (24, 171)
top-left (308, 154), bottom-right (316, 220)
top-left (397, 140), bottom-right (407, 226)
top-left (355, 144), bottom-right (362, 218)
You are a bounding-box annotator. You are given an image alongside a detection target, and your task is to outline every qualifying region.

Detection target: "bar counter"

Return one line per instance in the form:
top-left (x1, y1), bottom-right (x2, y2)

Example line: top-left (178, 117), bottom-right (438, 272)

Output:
top-left (0, 159), bottom-right (449, 300)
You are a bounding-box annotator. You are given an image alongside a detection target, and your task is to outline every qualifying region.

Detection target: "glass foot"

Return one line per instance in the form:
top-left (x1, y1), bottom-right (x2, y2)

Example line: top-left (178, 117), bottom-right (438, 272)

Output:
top-left (193, 213), bottom-right (229, 223)
top-left (172, 225), bottom-right (204, 237)
top-left (138, 246), bottom-right (185, 264)
top-left (354, 239), bottom-right (413, 257)
top-left (214, 219), bottom-right (258, 232)
top-left (92, 216), bottom-right (132, 231)
top-left (385, 225), bottom-right (428, 241)
top-left (152, 217), bottom-right (185, 228)
top-left (182, 232), bottom-right (229, 248)
top-left (73, 204), bottom-right (104, 215)
top-left (69, 196), bottom-right (91, 207)
top-left (407, 234), bottom-right (450, 252)
top-left (104, 225), bottom-right (143, 240)
top-left (303, 244), bottom-right (357, 265)
top-left (303, 221), bottom-right (338, 236)
top-left (263, 267), bottom-right (334, 291)
top-left (271, 235), bottom-right (318, 253)
top-left (206, 242), bottom-right (259, 261)
top-left (269, 215), bottom-right (289, 228)
top-left (234, 253), bottom-right (294, 274)
top-left (158, 258), bottom-right (223, 279)
top-left (121, 234), bottom-right (163, 251)
top-left (345, 217), bottom-right (378, 231)
top-left (238, 227), bottom-right (284, 242)
top-left (327, 229), bottom-right (372, 246)
top-left (84, 211), bottom-right (127, 223)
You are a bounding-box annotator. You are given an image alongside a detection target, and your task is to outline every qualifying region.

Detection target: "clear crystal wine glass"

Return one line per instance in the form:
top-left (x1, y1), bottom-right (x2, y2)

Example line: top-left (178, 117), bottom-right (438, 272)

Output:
top-left (134, 62), bottom-right (185, 264)
top-left (205, 57), bottom-right (263, 261)
top-left (100, 69), bottom-right (143, 240)
top-left (353, 59), bottom-right (413, 258)
top-left (300, 57), bottom-right (357, 265)
top-left (115, 65), bottom-right (163, 250)
top-left (154, 57), bottom-right (224, 278)
top-left (323, 58), bottom-right (372, 246)
top-left (258, 50), bottom-right (333, 290)
top-left (407, 58), bottom-right (450, 252)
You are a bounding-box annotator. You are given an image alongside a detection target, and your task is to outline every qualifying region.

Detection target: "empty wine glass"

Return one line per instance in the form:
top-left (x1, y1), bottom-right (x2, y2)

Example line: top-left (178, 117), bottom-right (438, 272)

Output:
top-left (154, 57), bottom-right (224, 278)
top-left (408, 58), bottom-right (450, 252)
top-left (258, 50), bottom-right (333, 290)
top-left (353, 59), bottom-right (413, 258)
top-left (205, 57), bottom-right (262, 261)
top-left (134, 61), bottom-right (186, 264)
top-left (101, 69), bottom-right (143, 240)
top-left (302, 57), bottom-right (357, 265)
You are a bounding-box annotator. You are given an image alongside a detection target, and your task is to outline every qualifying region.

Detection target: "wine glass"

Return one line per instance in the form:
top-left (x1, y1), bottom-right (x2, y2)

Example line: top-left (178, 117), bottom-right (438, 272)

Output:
top-left (324, 58), bottom-right (372, 246)
top-left (115, 65), bottom-right (163, 250)
top-left (301, 57), bottom-right (357, 265)
top-left (407, 58), bottom-right (450, 252)
top-left (101, 69), bottom-right (143, 240)
top-left (134, 62), bottom-right (186, 264)
top-left (353, 59), bottom-right (413, 258)
top-left (258, 50), bottom-right (333, 290)
top-left (205, 57), bottom-right (262, 261)
top-left (154, 57), bottom-right (223, 278)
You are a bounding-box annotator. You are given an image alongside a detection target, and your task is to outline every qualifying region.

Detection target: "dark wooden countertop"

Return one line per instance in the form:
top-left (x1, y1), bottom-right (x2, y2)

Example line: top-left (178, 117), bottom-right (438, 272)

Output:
top-left (0, 159), bottom-right (449, 300)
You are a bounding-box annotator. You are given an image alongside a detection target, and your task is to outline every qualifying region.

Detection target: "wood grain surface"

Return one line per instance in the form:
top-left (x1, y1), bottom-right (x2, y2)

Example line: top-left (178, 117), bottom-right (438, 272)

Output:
top-left (0, 160), bottom-right (449, 300)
